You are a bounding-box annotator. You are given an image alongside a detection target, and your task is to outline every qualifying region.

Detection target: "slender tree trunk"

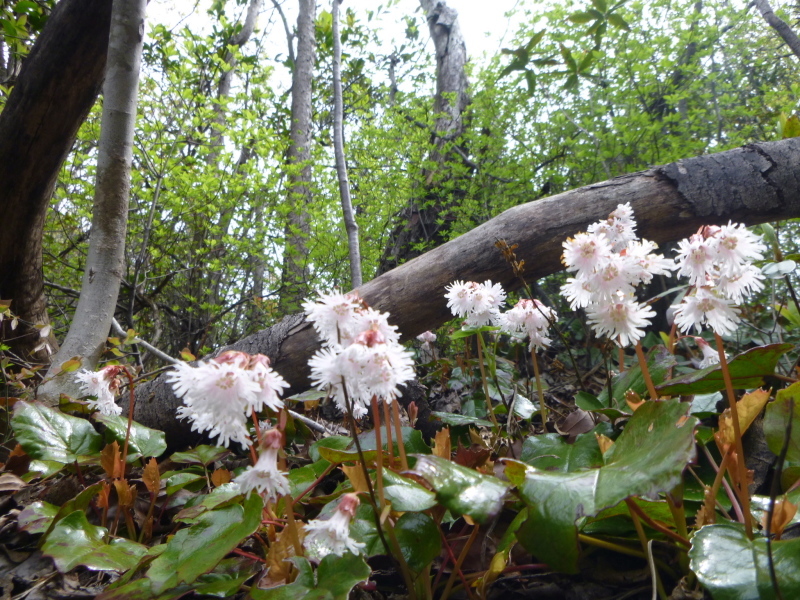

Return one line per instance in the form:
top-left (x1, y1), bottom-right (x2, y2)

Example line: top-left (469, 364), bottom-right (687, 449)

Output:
top-left (378, 0), bottom-right (470, 274)
top-left (754, 0), bottom-right (800, 61)
top-left (40, 0), bottom-right (146, 403)
top-left (332, 0), bottom-right (361, 287)
top-left (279, 0), bottom-right (316, 312)
top-left (128, 137), bottom-right (800, 445)
top-left (0, 0), bottom-right (112, 366)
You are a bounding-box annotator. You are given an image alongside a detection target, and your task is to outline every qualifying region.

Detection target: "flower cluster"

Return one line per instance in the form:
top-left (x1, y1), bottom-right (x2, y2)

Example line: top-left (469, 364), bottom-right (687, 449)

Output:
top-left (168, 350), bottom-right (289, 448)
top-left (499, 298), bottom-right (556, 350)
top-left (303, 493), bottom-right (365, 561)
top-left (672, 223), bottom-right (765, 336)
top-left (233, 428), bottom-right (290, 501)
top-left (560, 203), bottom-right (674, 347)
top-left (304, 291), bottom-right (415, 418)
top-left (76, 365), bottom-right (123, 416)
top-left (445, 280), bottom-right (507, 327)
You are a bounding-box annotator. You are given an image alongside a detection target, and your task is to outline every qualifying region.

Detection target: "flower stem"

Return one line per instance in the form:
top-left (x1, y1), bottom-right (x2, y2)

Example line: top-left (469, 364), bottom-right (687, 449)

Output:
top-left (634, 341), bottom-right (659, 400)
top-left (441, 524), bottom-right (479, 600)
top-left (714, 332), bottom-right (753, 538)
top-left (392, 400), bottom-right (409, 471)
top-left (371, 396), bottom-right (385, 509)
top-left (383, 399), bottom-right (395, 469)
top-left (476, 333), bottom-right (500, 428)
top-left (531, 349), bottom-right (548, 429)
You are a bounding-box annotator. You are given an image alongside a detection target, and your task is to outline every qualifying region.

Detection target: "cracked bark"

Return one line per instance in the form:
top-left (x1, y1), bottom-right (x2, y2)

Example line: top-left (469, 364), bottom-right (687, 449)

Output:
top-left (128, 137), bottom-right (800, 447)
top-left (0, 0), bottom-right (112, 365)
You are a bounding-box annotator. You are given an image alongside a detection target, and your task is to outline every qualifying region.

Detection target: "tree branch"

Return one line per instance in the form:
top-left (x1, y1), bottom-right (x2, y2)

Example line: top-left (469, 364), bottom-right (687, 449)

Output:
top-left (753, 0), bottom-right (800, 61)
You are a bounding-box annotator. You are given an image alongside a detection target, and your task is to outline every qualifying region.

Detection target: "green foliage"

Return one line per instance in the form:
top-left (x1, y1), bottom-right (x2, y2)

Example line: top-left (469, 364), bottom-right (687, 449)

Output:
top-left (11, 401), bottom-right (103, 463)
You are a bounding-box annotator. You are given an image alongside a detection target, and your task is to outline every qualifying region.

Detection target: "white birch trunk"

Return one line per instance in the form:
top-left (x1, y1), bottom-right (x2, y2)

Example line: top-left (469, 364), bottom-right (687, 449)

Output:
top-left (40, 0), bottom-right (146, 402)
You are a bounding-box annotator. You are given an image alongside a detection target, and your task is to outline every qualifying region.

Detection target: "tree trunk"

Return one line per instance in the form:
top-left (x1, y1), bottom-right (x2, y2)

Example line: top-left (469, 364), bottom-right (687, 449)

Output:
top-left (332, 0), bottom-right (362, 288)
top-left (128, 137), bottom-right (800, 446)
top-left (279, 0), bottom-right (316, 313)
top-left (378, 0), bottom-right (469, 274)
top-left (754, 0), bottom-right (800, 61)
top-left (40, 0), bottom-right (146, 403)
top-left (0, 0), bottom-right (112, 366)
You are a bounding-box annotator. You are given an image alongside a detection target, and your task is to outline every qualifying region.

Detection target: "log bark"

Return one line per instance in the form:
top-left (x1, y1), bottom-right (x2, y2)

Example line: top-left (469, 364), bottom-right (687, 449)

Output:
top-left (130, 137), bottom-right (800, 445)
top-left (0, 0), bottom-right (112, 365)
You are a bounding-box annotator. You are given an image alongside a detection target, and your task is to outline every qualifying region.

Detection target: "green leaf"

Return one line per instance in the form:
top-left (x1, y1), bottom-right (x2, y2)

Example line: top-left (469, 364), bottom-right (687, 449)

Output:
top-left (524, 30), bottom-right (546, 51)
top-left (12, 401), bottom-right (103, 463)
top-left (174, 484), bottom-right (244, 523)
top-left (606, 13), bottom-right (630, 30)
top-left (95, 413), bottom-right (167, 461)
top-left (42, 511), bottom-right (147, 572)
top-left (382, 470), bottom-right (437, 512)
top-left (251, 553), bottom-right (370, 600)
top-left (520, 428), bottom-right (607, 471)
top-left (559, 44), bottom-right (577, 71)
top-left (657, 344), bottom-right (793, 396)
top-left (393, 512), bottom-right (441, 573)
top-left (568, 10), bottom-right (602, 24)
top-left (170, 444), bottom-right (230, 466)
top-left (782, 114), bottom-right (800, 139)
top-left (165, 472), bottom-right (205, 495)
top-left (764, 382), bottom-right (800, 465)
top-left (17, 501), bottom-right (59, 534)
top-left (591, 0), bottom-right (608, 11)
top-left (600, 345), bottom-right (676, 407)
top-left (146, 492), bottom-right (263, 594)
top-left (449, 325), bottom-right (499, 340)
top-left (358, 425), bottom-right (430, 455)
top-left (309, 436), bottom-right (351, 462)
top-left (509, 400), bottom-right (697, 573)
top-left (432, 411), bottom-right (494, 428)
top-left (409, 455), bottom-right (509, 523)
top-left (690, 523), bottom-right (800, 599)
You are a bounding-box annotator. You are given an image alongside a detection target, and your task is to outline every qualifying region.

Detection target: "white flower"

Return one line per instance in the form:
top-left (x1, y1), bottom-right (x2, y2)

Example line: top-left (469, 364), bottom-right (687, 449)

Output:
top-left (500, 298), bottom-right (556, 350)
top-left (587, 203), bottom-right (638, 251)
top-left (673, 287), bottom-right (741, 336)
top-left (445, 280), bottom-right (477, 318)
top-left (561, 231), bottom-right (612, 277)
top-left (675, 234), bottom-right (716, 287)
top-left (561, 276), bottom-right (595, 310)
top-left (168, 351), bottom-right (287, 449)
top-left (586, 294), bottom-right (655, 347)
top-left (694, 337), bottom-right (725, 369)
top-left (302, 291), bottom-right (364, 346)
top-left (624, 239), bottom-right (676, 284)
top-left (247, 354), bottom-right (290, 414)
top-left (715, 222), bottom-right (766, 275)
top-left (417, 331), bottom-right (436, 345)
top-left (303, 493), bottom-right (365, 560)
top-left (445, 280), bottom-right (506, 326)
top-left (234, 429), bottom-right (290, 501)
top-left (716, 264), bottom-right (764, 304)
top-left (76, 366), bottom-right (122, 416)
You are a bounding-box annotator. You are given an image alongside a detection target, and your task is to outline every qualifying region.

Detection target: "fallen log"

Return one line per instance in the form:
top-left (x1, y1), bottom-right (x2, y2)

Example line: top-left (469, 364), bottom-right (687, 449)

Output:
top-left (128, 137), bottom-right (800, 445)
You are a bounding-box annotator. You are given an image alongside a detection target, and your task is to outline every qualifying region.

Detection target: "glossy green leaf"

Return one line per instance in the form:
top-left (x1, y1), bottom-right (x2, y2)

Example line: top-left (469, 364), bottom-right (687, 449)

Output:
top-left (520, 427), bottom-right (606, 472)
top-left (165, 472), bottom-right (205, 495)
top-left (509, 400), bottom-right (697, 573)
top-left (95, 413), bottom-right (167, 461)
top-left (174, 484), bottom-right (243, 522)
top-left (42, 511), bottom-right (147, 572)
top-left (146, 491), bottom-right (263, 593)
top-left (409, 455), bottom-right (509, 523)
top-left (599, 345), bottom-right (676, 407)
top-left (17, 501), bottom-right (59, 534)
top-left (358, 425), bottom-right (430, 455)
top-left (12, 401), bottom-right (103, 463)
top-left (690, 522), bottom-right (800, 599)
top-left (393, 512), bottom-right (441, 573)
top-left (170, 444), bottom-right (229, 466)
top-left (382, 469), bottom-right (437, 512)
top-left (309, 436), bottom-right (351, 462)
top-left (432, 411), bottom-right (494, 428)
top-left (449, 325), bottom-right (498, 340)
top-left (250, 553), bottom-right (370, 600)
top-left (764, 382), bottom-right (800, 465)
top-left (657, 344), bottom-right (793, 396)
